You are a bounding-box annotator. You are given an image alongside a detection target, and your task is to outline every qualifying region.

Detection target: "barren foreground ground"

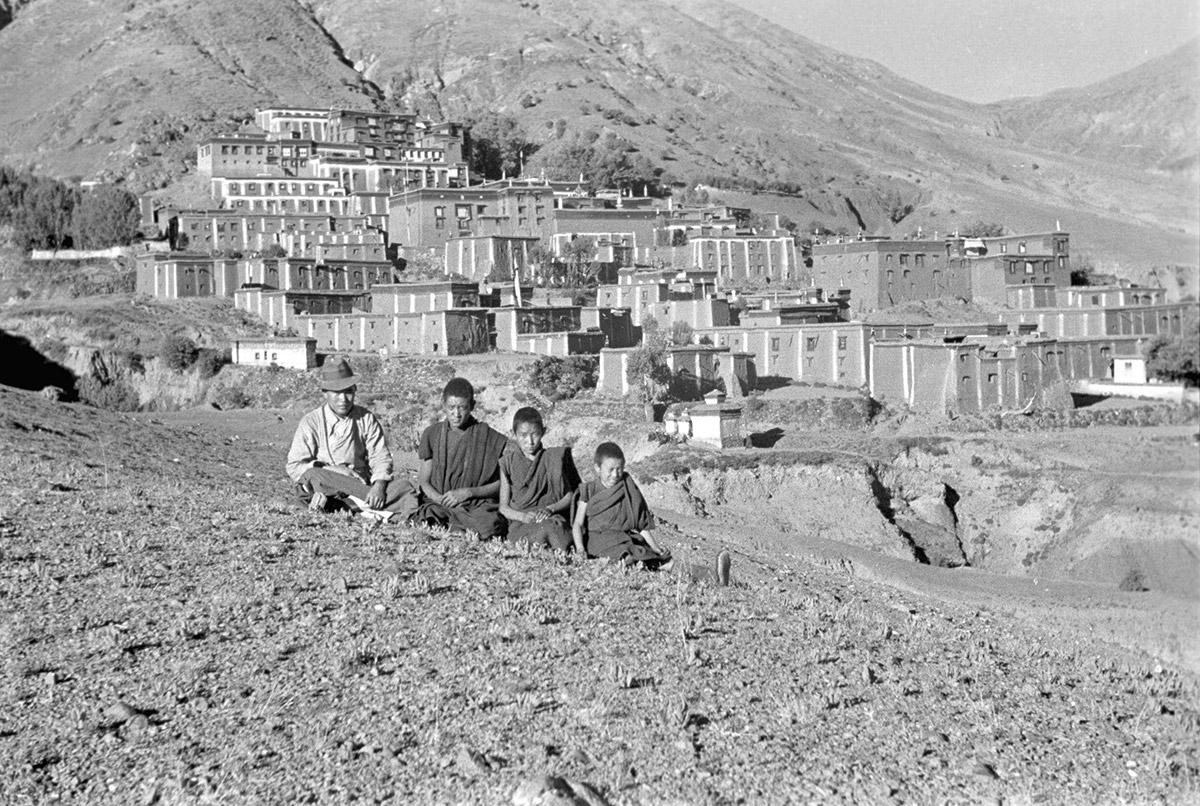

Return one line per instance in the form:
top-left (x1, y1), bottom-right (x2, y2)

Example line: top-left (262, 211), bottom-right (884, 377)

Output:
top-left (1, 386), bottom-right (1198, 805)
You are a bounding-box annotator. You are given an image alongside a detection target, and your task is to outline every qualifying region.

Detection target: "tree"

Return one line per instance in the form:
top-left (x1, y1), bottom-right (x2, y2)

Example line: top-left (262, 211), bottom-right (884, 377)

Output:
top-left (626, 338), bottom-right (672, 408)
top-left (668, 321), bottom-right (694, 346)
top-left (883, 188), bottom-right (914, 224)
top-left (466, 112), bottom-right (535, 180)
top-left (960, 220), bottom-right (1006, 237)
top-left (557, 237), bottom-right (599, 287)
top-left (9, 177), bottom-right (78, 250)
top-left (531, 129), bottom-right (662, 194)
top-left (1146, 313), bottom-right (1199, 386)
top-left (71, 185), bottom-right (141, 248)
top-left (1070, 254), bottom-right (1096, 286)
top-left (160, 334), bottom-right (199, 371)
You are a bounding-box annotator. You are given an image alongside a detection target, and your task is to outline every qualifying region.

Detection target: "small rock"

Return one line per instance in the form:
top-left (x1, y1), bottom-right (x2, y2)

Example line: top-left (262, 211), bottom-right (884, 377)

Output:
top-left (970, 761), bottom-right (1000, 780)
top-left (127, 714), bottom-right (151, 733)
top-left (104, 701), bottom-right (139, 724)
top-left (457, 746), bottom-right (491, 775)
top-left (333, 577), bottom-right (348, 595)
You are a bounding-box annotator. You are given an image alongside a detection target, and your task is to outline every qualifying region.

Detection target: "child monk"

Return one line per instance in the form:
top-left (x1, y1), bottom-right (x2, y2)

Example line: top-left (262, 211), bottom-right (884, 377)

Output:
top-left (572, 441), bottom-right (674, 568)
top-left (411, 377), bottom-right (508, 538)
top-left (499, 407), bottom-right (580, 551)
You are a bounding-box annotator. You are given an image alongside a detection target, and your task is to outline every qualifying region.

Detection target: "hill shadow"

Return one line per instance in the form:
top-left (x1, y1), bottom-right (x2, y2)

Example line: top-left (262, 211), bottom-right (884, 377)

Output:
top-left (0, 329), bottom-right (78, 399)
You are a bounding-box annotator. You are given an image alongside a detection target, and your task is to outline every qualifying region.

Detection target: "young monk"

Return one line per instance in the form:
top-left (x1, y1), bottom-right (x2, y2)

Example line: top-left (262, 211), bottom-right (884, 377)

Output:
top-left (572, 441), bottom-right (674, 569)
top-left (498, 407), bottom-right (581, 551)
top-left (285, 356), bottom-right (417, 519)
top-left (411, 377), bottom-right (508, 538)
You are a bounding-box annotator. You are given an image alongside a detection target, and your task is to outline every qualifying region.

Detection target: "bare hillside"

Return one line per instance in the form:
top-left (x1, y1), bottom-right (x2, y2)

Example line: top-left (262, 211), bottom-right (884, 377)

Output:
top-left (0, 0), bottom-right (376, 187)
top-left (993, 38), bottom-right (1200, 178)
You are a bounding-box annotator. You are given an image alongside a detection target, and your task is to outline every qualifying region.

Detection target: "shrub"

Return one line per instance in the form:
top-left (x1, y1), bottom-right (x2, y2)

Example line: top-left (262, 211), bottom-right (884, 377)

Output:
top-left (212, 386), bottom-right (251, 410)
top-left (528, 355), bottom-right (599, 402)
top-left (669, 321), bottom-right (694, 346)
top-left (196, 348), bottom-right (230, 379)
top-left (70, 184), bottom-right (141, 248)
top-left (160, 334), bottom-right (199, 371)
top-left (78, 376), bottom-right (140, 412)
top-left (1146, 313), bottom-right (1200, 386)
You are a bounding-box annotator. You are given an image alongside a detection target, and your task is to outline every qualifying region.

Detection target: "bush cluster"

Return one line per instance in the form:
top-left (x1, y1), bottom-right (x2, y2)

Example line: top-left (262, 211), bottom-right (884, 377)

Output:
top-left (77, 376), bottom-right (140, 412)
top-left (0, 167), bottom-right (141, 251)
top-left (160, 334), bottom-right (199, 371)
top-left (527, 356), bottom-right (599, 402)
top-left (196, 348), bottom-right (230, 379)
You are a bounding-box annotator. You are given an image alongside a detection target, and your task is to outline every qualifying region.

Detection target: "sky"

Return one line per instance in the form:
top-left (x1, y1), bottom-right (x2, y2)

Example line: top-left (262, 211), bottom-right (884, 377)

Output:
top-left (725, 0), bottom-right (1200, 102)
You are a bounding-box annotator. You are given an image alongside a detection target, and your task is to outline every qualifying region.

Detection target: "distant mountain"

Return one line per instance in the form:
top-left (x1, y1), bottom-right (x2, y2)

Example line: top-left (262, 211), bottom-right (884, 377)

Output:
top-left (0, 0), bottom-right (1195, 271)
top-left (992, 38), bottom-right (1199, 177)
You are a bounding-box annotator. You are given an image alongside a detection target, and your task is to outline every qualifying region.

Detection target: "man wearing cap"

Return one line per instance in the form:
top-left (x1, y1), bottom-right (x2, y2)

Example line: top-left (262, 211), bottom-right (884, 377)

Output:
top-left (285, 356), bottom-right (416, 517)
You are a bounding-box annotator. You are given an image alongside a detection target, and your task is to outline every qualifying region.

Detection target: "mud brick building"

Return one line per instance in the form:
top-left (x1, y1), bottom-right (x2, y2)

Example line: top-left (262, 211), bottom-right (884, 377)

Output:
top-left (690, 322), bottom-right (870, 387)
top-left (995, 302), bottom-right (1194, 339)
top-left (687, 233), bottom-right (799, 284)
top-left (809, 237), bottom-right (972, 317)
top-left (597, 345), bottom-right (752, 399)
top-left (493, 307), bottom-right (636, 353)
top-left (965, 232), bottom-right (1072, 302)
top-left (233, 288), bottom-right (367, 331)
top-left (595, 276), bottom-right (725, 328)
top-left (388, 181), bottom-right (554, 249)
top-left (166, 209), bottom-right (374, 254)
top-left (209, 176), bottom-right (351, 216)
top-left (235, 257), bottom-right (395, 292)
top-left (135, 254), bottom-right (239, 299)
top-left (231, 337), bottom-right (317, 370)
top-left (196, 134), bottom-right (279, 177)
top-left (808, 231), bottom-right (1072, 315)
top-left (866, 329), bottom-right (1173, 415)
top-left (739, 302), bottom-right (846, 327)
top-left (297, 309), bottom-right (490, 356)
top-left (370, 281), bottom-right (480, 314)
top-left (444, 235), bottom-right (541, 282)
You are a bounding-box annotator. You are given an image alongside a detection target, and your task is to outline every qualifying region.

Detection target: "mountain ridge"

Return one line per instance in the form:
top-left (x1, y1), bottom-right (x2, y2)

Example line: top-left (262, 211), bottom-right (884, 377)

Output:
top-left (0, 0), bottom-right (1195, 270)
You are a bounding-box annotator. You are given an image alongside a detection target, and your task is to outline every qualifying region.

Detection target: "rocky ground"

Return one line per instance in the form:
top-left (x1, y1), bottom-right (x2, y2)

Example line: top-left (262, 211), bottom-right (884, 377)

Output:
top-left (2, 383), bottom-right (1199, 805)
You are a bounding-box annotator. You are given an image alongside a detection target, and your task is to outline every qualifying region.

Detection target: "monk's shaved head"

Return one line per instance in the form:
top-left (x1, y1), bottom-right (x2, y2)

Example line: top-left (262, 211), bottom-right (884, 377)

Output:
top-left (512, 407), bottom-right (545, 433)
top-left (442, 377), bottom-right (475, 403)
top-left (594, 442), bottom-right (625, 465)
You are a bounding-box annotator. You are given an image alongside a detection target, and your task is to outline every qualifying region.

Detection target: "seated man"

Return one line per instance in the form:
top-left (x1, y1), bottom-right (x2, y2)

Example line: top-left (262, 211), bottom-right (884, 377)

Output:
top-left (411, 377), bottom-right (508, 538)
top-left (285, 356), bottom-right (416, 518)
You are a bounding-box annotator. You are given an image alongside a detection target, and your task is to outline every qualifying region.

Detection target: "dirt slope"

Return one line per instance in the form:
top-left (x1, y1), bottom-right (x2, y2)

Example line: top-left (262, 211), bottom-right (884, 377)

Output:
top-left (2, 385), bottom-right (1198, 804)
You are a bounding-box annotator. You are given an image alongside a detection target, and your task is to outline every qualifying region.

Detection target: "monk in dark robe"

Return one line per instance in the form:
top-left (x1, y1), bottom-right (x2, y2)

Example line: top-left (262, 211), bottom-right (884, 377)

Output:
top-left (499, 407), bottom-right (580, 551)
top-left (573, 441), bottom-right (673, 568)
top-left (411, 377), bottom-right (508, 538)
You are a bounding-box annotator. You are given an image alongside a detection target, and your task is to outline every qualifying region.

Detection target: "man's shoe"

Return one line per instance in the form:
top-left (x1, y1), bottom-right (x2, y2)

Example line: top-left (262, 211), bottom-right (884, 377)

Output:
top-left (716, 549), bottom-right (732, 587)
